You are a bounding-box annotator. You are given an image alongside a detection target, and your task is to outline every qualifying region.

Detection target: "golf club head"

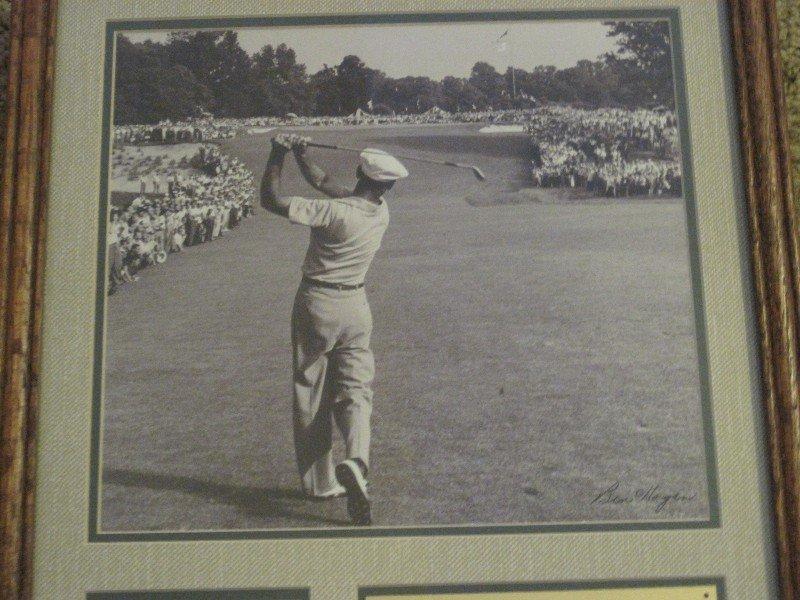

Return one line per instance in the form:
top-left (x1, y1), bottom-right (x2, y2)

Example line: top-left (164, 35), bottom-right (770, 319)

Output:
top-left (471, 167), bottom-right (487, 181)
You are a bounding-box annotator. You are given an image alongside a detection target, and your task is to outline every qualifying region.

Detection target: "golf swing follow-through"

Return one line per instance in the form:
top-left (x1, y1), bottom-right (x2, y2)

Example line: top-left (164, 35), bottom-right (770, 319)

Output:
top-left (260, 132), bottom-right (482, 526)
top-left (305, 141), bottom-right (487, 181)
top-left (260, 133), bottom-right (409, 526)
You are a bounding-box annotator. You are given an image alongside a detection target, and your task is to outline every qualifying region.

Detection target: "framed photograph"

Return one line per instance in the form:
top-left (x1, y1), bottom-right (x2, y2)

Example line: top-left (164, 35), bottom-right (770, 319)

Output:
top-left (1, 0), bottom-right (798, 598)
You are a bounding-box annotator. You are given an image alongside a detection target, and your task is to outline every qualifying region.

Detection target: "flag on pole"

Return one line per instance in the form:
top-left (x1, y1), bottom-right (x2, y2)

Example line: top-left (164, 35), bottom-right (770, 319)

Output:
top-left (495, 29), bottom-right (509, 53)
top-left (495, 29), bottom-right (516, 100)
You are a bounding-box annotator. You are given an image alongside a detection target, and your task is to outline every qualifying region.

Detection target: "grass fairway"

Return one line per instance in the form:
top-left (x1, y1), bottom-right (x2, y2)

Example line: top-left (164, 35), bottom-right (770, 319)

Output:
top-left (100, 124), bottom-right (710, 532)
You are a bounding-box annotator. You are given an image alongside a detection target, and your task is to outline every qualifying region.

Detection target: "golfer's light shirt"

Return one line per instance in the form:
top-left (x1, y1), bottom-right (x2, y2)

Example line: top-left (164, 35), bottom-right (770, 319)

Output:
top-left (288, 196), bottom-right (389, 285)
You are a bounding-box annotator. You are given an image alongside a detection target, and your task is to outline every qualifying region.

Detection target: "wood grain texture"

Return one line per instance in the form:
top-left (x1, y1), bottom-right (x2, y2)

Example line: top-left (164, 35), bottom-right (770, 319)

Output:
top-left (20, 1), bottom-right (56, 598)
top-left (730, 0), bottom-right (800, 598)
top-left (0, 1), bottom-right (56, 599)
top-left (0, 0), bottom-right (23, 414)
top-left (0, 1), bottom-right (798, 598)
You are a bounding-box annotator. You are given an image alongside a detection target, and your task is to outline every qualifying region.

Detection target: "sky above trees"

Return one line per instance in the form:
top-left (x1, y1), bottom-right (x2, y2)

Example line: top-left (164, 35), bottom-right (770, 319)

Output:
top-left (125, 20), bottom-right (620, 80)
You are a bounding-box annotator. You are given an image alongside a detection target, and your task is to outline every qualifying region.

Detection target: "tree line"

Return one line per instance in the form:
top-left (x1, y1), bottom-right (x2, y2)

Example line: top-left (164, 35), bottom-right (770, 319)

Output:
top-left (114, 21), bottom-right (675, 125)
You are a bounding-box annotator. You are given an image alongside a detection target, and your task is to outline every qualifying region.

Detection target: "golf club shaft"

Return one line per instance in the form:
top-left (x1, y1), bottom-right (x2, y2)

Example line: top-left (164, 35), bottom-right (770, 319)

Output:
top-left (306, 141), bottom-right (476, 172)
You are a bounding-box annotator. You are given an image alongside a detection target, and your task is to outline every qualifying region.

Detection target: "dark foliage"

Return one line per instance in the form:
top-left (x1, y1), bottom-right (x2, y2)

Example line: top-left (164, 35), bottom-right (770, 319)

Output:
top-left (112, 20), bottom-right (675, 124)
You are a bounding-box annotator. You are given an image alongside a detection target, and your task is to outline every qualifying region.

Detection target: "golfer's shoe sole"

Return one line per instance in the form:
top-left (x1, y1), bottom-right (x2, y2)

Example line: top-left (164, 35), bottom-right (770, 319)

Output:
top-left (335, 460), bottom-right (371, 526)
top-left (306, 484), bottom-right (347, 501)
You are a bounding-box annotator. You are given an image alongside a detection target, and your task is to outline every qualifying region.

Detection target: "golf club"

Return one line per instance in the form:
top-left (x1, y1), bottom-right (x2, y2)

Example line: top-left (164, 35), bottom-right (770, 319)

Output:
top-left (304, 141), bottom-right (487, 181)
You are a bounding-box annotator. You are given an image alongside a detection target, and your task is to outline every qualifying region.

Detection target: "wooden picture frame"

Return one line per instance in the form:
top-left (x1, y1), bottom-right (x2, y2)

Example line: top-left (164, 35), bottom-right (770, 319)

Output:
top-left (0, 0), bottom-right (798, 598)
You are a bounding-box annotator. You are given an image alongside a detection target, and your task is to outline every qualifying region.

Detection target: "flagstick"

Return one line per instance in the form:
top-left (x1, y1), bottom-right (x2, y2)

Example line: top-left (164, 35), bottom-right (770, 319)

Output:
top-left (495, 29), bottom-right (516, 105)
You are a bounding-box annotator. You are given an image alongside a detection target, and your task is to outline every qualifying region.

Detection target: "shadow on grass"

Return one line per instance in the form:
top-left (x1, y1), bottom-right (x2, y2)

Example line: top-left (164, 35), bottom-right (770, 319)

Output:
top-left (103, 468), bottom-right (352, 527)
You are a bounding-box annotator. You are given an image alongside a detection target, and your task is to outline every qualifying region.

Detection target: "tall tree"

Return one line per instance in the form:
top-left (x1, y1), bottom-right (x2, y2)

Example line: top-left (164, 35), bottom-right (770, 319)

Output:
top-left (604, 20), bottom-right (674, 107)
top-left (114, 35), bottom-right (212, 124)
top-left (469, 62), bottom-right (505, 108)
top-left (559, 60), bottom-right (606, 106)
top-left (251, 43), bottom-right (312, 116)
top-left (164, 31), bottom-right (224, 89)
top-left (440, 76), bottom-right (487, 112)
top-left (376, 76), bottom-right (443, 113)
top-left (311, 64), bottom-right (342, 116)
top-left (211, 31), bottom-right (256, 117)
top-left (336, 55), bottom-right (370, 114)
top-left (517, 65), bottom-right (557, 102)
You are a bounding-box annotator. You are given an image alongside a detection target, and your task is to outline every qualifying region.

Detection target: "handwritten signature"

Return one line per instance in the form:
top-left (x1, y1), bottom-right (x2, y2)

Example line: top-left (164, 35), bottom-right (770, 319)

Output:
top-left (590, 481), bottom-right (697, 513)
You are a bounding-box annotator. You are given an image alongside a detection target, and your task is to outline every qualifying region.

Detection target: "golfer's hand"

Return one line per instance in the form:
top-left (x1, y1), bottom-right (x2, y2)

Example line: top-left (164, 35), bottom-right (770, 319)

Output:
top-left (271, 134), bottom-right (292, 155)
top-left (291, 135), bottom-right (312, 157)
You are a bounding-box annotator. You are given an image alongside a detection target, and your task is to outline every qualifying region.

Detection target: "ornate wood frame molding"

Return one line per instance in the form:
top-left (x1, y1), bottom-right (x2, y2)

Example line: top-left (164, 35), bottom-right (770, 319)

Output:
top-left (0, 1), bottom-right (57, 599)
top-left (730, 0), bottom-right (800, 597)
top-left (0, 0), bottom-right (798, 598)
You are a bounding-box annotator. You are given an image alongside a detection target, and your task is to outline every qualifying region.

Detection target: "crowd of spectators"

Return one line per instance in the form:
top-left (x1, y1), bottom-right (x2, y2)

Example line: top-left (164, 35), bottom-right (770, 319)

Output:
top-left (112, 104), bottom-right (682, 154)
top-left (106, 145), bottom-right (254, 294)
top-left (112, 106), bottom-right (551, 144)
top-left (526, 106), bottom-right (682, 197)
top-left (112, 145), bottom-right (193, 193)
top-left (106, 105), bottom-right (683, 290)
top-left (114, 118), bottom-right (240, 145)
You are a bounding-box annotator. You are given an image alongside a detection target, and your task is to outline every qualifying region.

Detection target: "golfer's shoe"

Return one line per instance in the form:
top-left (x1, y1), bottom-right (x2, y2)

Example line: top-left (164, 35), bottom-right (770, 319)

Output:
top-left (335, 459), bottom-right (371, 526)
top-left (307, 483), bottom-right (347, 501)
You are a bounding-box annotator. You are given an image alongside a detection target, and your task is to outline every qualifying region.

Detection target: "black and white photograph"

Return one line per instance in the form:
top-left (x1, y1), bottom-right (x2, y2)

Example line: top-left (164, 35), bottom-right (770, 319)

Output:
top-left (95, 12), bottom-right (713, 536)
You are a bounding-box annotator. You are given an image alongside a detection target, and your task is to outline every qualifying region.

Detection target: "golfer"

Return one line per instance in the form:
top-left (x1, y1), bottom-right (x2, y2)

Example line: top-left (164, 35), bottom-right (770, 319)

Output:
top-left (260, 133), bottom-right (408, 526)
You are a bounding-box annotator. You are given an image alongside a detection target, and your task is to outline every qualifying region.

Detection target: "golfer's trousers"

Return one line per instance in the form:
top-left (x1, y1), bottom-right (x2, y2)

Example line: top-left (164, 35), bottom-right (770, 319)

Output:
top-left (291, 280), bottom-right (374, 497)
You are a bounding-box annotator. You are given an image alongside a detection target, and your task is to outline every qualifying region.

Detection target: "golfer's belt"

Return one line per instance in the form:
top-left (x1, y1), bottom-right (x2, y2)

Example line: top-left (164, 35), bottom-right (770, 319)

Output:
top-left (302, 276), bottom-right (365, 291)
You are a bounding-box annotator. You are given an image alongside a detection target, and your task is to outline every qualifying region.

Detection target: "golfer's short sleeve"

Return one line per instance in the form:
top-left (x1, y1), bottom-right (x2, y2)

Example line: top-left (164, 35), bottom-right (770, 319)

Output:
top-left (287, 197), bottom-right (334, 228)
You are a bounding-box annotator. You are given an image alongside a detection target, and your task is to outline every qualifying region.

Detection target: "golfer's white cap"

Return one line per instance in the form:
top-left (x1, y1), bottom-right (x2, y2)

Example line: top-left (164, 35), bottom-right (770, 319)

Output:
top-left (359, 148), bottom-right (409, 181)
